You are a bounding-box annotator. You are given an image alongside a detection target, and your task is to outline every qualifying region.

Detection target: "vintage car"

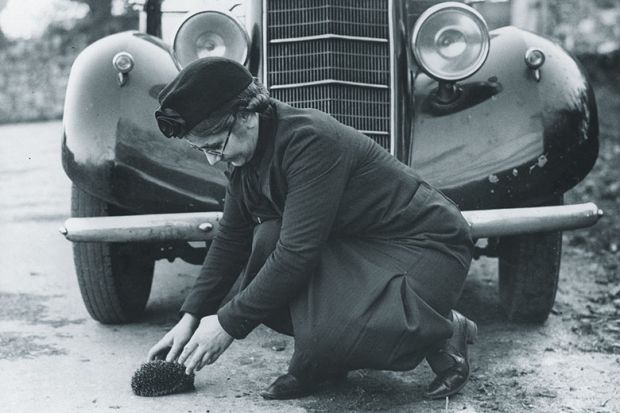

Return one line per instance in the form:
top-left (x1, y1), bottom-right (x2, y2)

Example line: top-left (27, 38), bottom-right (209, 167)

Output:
top-left (60, 0), bottom-right (601, 325)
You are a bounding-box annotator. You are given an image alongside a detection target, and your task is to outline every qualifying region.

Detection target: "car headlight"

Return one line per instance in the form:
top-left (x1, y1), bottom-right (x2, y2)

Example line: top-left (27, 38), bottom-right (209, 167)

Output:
top-left (411, 2), bottom-right (490, 81)
top-left (173, 9), bottom-right (249, 69)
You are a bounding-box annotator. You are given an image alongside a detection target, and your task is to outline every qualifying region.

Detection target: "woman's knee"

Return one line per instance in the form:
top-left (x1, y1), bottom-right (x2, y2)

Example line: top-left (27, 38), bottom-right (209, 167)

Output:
top-left (249, 219), bottom-right (281, 262)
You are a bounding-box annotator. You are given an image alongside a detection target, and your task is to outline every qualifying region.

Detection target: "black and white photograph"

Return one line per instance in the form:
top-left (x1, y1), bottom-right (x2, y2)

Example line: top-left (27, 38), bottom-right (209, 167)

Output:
top-left (0, 0), bottom-right (618, 412)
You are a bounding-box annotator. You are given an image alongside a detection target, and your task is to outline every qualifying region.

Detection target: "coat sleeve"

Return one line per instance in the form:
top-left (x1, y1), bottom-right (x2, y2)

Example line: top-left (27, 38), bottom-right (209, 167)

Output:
top-left (180, 175), bottom-right (254, 318)
top-left (217, 126), bottom-right (352, 338)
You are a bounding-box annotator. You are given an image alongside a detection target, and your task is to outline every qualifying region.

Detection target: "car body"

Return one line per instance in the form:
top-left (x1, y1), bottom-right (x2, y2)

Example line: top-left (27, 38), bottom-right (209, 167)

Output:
top-left (61, 0), bottom-right (600, 324)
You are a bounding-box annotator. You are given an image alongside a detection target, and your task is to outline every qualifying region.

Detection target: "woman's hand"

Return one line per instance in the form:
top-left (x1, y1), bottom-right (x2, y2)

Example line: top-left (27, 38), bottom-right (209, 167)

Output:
top-left (147, 312), bottom-right (200, 363)
top-left (177, 315), bottom-right (234, 375)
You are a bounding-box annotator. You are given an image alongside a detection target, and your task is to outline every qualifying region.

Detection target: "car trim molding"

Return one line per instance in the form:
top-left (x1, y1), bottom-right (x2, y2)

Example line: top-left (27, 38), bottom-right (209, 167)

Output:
top-left (270, 34), bottom-right (388, 44)
top-left (269, 79), bottom-right (389, 90)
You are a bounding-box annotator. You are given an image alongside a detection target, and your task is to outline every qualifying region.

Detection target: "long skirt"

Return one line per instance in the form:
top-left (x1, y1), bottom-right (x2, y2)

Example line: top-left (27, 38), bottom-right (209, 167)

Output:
top-left (236, 190), bottom-right (473, 381)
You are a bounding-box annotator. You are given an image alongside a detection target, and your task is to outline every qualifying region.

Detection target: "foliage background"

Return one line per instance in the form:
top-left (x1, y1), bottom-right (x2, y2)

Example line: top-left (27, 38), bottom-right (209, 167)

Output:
top-left (0, 0), bottom-right (137, 124)
top-left (0, 0), bottom-right (617, 125)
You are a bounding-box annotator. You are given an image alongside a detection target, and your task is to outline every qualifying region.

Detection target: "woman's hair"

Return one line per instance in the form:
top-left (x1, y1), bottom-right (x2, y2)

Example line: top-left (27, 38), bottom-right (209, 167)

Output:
top-left (190, 78), bottom-right (272, 136)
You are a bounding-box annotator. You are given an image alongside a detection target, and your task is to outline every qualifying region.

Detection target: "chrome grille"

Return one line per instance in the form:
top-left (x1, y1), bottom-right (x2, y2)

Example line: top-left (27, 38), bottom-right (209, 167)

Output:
top-left (268, 40), bottom-right (389, 86)
top-left (266, 0), bottom-right (392, 151)
top-left (268, 1), bottom-right (389, 39)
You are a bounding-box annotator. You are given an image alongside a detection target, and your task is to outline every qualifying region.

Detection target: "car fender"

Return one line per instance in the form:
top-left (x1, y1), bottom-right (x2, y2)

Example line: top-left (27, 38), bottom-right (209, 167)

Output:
top-left (410, 26), bottom-right (598, 209)
top-left (62, 31), bottom-right (227, 213)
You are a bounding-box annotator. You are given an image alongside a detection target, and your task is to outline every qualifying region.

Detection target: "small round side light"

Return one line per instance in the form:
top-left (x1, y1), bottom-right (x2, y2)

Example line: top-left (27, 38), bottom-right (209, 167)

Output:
top-left (112, 52), bottom-right (135, 74)
top-left (524, 48), bottom-right (545, 69)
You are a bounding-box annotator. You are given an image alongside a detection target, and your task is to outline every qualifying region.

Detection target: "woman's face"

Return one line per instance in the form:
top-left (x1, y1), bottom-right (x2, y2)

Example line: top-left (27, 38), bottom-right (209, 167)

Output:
top-left (185, 113), bottom-right (259, 167)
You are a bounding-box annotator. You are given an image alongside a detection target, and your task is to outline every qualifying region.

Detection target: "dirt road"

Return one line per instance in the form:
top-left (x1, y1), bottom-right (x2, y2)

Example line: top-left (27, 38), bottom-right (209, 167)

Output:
top-left (0, 93), bottom-right (618, 412)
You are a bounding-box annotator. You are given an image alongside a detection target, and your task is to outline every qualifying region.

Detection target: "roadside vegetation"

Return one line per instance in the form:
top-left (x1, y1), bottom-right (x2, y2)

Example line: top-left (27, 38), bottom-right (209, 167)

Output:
top-left (565, 55), bottom-right (620, 355)
top-left (0, 0), bottom-right (136, 124)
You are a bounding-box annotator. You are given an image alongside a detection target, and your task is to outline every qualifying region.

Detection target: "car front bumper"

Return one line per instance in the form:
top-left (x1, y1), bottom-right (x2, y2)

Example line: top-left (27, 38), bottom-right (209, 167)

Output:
top-left (60, 203), bottom-right (603, 242)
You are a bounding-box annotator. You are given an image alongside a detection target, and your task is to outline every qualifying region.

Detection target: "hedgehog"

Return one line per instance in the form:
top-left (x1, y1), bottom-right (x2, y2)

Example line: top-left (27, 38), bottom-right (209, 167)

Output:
top-left (131, 360), bottom-right (195, 397)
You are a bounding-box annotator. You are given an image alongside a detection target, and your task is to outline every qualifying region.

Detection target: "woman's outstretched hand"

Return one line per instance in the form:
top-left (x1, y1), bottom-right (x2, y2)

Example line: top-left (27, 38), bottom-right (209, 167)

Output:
top-left (177, 315), bottom-right (234, 375)
top-left (147, 312), bottom-right (200, 363)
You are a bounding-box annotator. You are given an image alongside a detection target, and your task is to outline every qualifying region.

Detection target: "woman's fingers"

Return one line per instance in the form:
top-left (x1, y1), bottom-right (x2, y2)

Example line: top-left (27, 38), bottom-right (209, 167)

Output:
top-left (166, 339), bottom-right (187, 363)
top-left (208, 351), bottom-right (221, 364)
top-left (147, 337), bottom-right (170, 361)
top-left (177, 341), bottom-right (198, 366)
top-left (146, 344), bottom-right (160, 361)
top-left (184, 347), bottom-right (206, 375)
top-left (196, 352), bottom-right (214, 371)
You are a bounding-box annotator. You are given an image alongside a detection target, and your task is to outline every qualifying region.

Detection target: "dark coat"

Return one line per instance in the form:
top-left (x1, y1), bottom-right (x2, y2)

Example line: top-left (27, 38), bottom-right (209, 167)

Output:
top-left (181, 100), bottom-right (473, 370)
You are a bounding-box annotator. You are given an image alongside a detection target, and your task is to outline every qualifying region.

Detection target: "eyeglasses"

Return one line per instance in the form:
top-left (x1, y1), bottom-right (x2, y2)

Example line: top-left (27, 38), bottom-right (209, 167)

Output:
top-left (186, 115), bottom-right (236, 159)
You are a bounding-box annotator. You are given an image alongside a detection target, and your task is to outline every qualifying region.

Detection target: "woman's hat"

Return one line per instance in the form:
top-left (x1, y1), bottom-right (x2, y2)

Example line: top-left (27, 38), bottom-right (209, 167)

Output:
top-left (155, 57), bottom-right (253, 138)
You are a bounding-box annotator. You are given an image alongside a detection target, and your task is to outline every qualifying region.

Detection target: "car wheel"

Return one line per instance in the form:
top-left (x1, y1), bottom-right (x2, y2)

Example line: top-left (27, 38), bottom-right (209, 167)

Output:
top-left (497, 196), bottom-right (563, 323)
top-left (71, 184), bottom-right (155, 323)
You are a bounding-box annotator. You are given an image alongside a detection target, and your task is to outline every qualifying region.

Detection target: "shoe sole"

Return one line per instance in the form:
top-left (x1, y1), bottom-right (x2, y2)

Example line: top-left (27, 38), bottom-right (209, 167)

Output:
top-left (425, 371), bottom-right (471, 399)
top-left (466, 318), bottom-right (478, 345)
top-left (260, 389), bottom-right (313, 400)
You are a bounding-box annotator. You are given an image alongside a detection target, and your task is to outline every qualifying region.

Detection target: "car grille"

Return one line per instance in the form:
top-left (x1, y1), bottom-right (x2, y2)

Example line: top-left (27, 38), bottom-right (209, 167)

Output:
top-left (265, 0), bottom-right (392, 151)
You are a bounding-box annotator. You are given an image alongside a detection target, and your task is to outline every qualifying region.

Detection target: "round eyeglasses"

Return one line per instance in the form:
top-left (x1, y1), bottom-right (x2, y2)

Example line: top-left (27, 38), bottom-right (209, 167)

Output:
top-left (185, 115), bottom-right (236, 159)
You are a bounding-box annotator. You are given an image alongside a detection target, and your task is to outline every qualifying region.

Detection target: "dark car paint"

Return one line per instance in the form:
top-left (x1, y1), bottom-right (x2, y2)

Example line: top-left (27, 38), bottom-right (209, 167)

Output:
top-left (62, 27), bottom-right (598, 214)
top-left (410, 27), bottom-right (598, 209)
top-left (62, 31), bottom-right (228, 213)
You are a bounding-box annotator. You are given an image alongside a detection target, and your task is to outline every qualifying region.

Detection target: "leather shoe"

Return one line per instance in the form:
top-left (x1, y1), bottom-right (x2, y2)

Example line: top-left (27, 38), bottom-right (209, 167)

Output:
top-left (425, 310), bottom-right (477, 399)
top-left (261, 374), bottom-right (312, 400)
top-left (261, 371), bottom-right (347, 400)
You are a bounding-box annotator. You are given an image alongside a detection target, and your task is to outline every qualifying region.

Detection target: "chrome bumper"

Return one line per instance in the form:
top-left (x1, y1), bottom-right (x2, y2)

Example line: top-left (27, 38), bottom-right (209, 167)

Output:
top-left (60, 203), bottom-right (603, 242)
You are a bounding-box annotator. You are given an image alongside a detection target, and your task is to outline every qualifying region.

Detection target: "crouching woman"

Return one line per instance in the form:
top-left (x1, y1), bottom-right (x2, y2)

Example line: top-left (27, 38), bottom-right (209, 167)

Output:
top-left (147, 57), bottom-right (477, 400)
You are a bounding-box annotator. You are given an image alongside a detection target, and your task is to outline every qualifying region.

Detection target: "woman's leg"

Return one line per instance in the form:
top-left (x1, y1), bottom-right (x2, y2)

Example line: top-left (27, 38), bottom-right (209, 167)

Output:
top-left (263, 239), bottom-right (471, 399)
top-left (263, 242), bottom-right (466, 399)
top-left (237, 219), bottom-right (293, 336)
top-left (287, 239), bottom-right (468, 372)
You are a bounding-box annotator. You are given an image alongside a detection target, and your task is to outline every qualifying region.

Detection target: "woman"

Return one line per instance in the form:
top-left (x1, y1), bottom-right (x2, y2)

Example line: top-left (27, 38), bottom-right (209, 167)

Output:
top-left (148, 57), bottom-right (477, 400)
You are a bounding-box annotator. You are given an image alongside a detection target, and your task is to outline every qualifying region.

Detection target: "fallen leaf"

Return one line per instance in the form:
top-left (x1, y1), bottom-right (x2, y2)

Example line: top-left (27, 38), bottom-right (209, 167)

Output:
top-left (534, 389), bottom-right (558, 398)
top-left (595, 274), bottom-right (609, 285)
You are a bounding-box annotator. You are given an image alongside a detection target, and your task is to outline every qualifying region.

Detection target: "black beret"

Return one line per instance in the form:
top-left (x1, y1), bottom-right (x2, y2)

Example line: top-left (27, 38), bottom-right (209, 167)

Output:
top-left (155, 57), bottom-right (253, 138)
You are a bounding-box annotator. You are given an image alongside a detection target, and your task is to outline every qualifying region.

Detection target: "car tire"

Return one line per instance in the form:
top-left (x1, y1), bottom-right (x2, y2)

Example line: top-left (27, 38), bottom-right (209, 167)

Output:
top-left (71, 184), bottom-right (155, 324)
top-left (497, 196), bottom-right (563, 323)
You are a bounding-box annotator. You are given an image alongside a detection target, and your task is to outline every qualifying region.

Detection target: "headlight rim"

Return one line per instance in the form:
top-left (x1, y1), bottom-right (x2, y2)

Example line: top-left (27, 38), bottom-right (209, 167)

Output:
top-left (411, 1), bottom-right (490, 82)
top-left (172, 8), bottom-right (250, 69)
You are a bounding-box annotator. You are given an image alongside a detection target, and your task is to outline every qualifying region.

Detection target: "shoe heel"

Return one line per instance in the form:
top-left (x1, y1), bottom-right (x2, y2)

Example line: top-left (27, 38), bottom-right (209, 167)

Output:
top-left (465, 319), bottom-right (478, 345)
